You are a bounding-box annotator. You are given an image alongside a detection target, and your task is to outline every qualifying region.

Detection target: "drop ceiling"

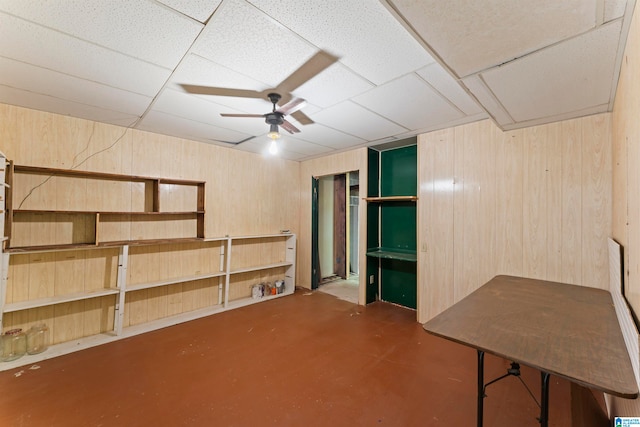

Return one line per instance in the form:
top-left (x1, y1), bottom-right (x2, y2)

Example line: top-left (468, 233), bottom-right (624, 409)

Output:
top-left (0, 0), bottom-right (635, 161)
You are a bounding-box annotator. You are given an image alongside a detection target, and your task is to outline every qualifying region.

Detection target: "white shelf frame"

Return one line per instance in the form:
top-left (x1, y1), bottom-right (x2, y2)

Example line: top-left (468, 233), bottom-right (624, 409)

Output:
top-left (0, 229), bottom-right (296, 371)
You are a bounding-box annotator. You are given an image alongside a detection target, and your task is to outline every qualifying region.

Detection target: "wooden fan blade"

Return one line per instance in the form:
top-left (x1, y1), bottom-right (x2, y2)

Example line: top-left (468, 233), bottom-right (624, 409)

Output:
top-left (276, 98), bottom-right (307, 115)
top-left (276, 51), bottom-right (339, 94)
top-left (290, 110), bottom-right (314, 125)
top-left (281, 120), bottom-right (300, 134)
top-left (220, 113), bottom-right (265, 118)
top-left (180, 84), bottom-right (265, 99)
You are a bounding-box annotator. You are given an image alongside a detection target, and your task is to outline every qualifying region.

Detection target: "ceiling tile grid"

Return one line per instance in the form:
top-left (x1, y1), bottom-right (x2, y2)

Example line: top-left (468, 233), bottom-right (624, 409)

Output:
top-left (0, 0), bottom-right (203, 69)
top-left (480, 19), bottom-right (623, 124)
top-left (0, 0), bottom-right (635, 160)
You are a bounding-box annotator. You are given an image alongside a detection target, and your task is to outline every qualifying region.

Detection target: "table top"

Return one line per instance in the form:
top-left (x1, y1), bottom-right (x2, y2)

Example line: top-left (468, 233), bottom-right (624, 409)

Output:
top-left (423, 275), bottom-right (638, 398)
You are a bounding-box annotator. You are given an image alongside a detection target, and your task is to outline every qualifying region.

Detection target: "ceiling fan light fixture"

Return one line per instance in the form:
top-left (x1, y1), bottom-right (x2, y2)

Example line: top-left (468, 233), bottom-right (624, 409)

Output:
top-left (267, 124), bottom-right (280, 140)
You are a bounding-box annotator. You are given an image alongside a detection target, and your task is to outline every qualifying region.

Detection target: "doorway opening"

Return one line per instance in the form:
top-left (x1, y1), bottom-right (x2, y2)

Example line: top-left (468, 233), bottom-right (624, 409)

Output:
top-left (312, 171), bottom-right (359, 303)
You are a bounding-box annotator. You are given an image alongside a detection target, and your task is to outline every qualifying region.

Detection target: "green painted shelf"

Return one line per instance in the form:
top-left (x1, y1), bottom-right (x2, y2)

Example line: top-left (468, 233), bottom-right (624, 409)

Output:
top-left (366, 247), bottom-right (417, 262)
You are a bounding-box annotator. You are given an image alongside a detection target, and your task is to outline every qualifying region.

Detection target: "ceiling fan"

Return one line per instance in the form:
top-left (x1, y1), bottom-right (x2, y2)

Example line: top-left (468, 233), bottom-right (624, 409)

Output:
top-left (220, 92), bottom-right (305, 139)
top-left (179, 51), bottom-right (339, 142)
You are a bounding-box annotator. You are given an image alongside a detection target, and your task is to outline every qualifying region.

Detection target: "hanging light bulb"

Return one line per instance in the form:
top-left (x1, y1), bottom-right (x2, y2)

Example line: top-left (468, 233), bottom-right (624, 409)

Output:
top-left (269, 138), bottom-right (278, 155)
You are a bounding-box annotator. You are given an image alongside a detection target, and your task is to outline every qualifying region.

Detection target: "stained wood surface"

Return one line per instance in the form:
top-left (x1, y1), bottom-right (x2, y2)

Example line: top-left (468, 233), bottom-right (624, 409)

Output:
top-left (423, 275), bottom-right (638, 398)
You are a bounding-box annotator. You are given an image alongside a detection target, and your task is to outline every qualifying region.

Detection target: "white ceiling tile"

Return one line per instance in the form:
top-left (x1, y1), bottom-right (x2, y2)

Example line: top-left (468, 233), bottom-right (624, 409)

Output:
top-left (416, 64), bottom-right (484, 115)
top-left (137, 110), bottom-right (254, 144)
top-left (0, 57), bottom-right (152, 116)
top-left (278, 137), bottom-right (335, 156)
top-left (604, 0), bottom-right (628, 21)
top-left (312, 101), bottom-right (407, 140)
top-left (353, 74), bottom-right (463, 130)
top-left (480, 20), bottom-right (622, 123)
top-left (248, 0), bottom-right (435, 84)
top-left (192, 0), bottom-right (316, 88)
top-left (0, 12), bottom-right (171, 97)
top-left (156, 0), bottom-right (222, 23)
top-left (0, 0), bottom-right (202, 68)
top-left (282, 124), bottom-right (366, 149)
top-left (170, 54), bottom-right (269, 92)
top-left (388, 0), bottom-right (599, 77)
top-left (0, 85), bottom-right (140, 126)
top-left (151, 88), bottom-right (270, 136)
top-left (292, 63), bottom-right (374, 108)
top-left (235, 138), bottom-right (309, 161)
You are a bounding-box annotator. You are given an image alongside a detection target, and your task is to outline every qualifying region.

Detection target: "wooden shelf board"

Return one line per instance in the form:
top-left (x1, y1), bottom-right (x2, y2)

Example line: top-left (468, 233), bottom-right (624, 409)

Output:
top-left (6, 237), bottom-right (206, 253)
top-left (4, 288), bottom-right (120, 312)
top-left (225, 289), bottom-right (294, 310)
top-left (366, 248), bottom-right (417, 262)
top-left (122, 304), bottom-right (225, 338)
top-left (364, 196), bottom-right (417, 202)
top-left (127, 272), bottom-right (226, 292)
top-left (14, 164), bottom-right (205, 186)
top-left (230, 262), bottom-right (293, 275)
top-left (14, 209), bottom-right (203, 216)
top-left (231, 233), bottom-right (293, 240)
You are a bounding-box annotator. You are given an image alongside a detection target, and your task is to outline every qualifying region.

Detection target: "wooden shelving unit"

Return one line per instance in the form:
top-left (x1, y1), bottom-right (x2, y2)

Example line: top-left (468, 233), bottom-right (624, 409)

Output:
top-left (5, 162), bottom-right (206, 251)
top-left (0, 155), bottom-right (296, 371)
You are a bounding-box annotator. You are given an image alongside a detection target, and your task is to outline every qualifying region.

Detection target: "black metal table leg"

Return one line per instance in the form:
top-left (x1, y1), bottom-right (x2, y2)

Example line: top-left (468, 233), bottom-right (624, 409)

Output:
top-left (477, 350), bottom-right (484, 427)
top-left (539, 372), bottom-right (550, 426)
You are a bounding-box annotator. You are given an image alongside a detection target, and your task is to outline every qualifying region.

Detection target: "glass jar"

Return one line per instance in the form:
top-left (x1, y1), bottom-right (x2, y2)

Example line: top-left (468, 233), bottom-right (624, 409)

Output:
top-left (2, 328), bottom-right (26, 362)
top-left (26, 324), bottom-right (49, 355)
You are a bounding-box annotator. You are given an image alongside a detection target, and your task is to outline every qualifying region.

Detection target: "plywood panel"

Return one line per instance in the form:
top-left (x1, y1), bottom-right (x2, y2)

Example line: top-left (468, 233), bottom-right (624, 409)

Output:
top-left (581, 115), bottom-right (611, 290)
top-left (495, 128), bottom-right (524, 276)
top-left (419, 129), bottom-right (455, 318)
top-left (523, 124), bottom-right (547, 279)
top-left (545, 122), bottom-right (563, 282)
top-left (561, 119), bottom-right (583, 285)
top-left (418, 115), bottom-right (612, 323)
top-left (609, 1), bottom-right (640, 415)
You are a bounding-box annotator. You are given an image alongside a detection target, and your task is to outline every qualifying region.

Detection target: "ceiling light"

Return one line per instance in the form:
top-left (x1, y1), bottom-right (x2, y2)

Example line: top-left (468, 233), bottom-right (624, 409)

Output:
top-left (268, 139), bottom-right (278, 155)
top-left (267, 124), bottom-right (280, 140)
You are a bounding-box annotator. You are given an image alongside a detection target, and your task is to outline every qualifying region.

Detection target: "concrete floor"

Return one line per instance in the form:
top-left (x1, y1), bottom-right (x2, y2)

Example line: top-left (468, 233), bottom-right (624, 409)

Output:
top-left (317, 275), bottom-right (359, 304)
top-left (0, 290), bottom-right (573, 426)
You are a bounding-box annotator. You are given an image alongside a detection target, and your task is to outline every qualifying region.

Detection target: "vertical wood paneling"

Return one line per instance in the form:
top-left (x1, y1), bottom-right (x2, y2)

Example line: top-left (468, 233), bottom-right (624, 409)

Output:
top-left (545, 123), bottom-right (563, 282)
top-left (419, 129), bottom-right (455, 316)
top-left (523, 125), bottom-right (547, 279)
top-left (452, 126), bottom-right (466, 301)
top-left (581, 115), bottom-right (612, 290)
top-left (418, 115), bottom-right (612, 323)
top-left (610, 0), bottom-right (640, 415)
top-left (0, 103), bottom-right (300, 340)
top-left (561, 119), bottom-right (583, 285)
top-left (495, 128), bottom-right (524, 276)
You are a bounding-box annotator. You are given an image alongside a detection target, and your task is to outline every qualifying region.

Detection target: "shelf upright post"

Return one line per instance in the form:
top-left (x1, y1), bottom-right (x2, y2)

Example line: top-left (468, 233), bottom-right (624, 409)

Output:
top-left (0, 151), bottom-right (8, 332)
top-left (224, 237), bottom-right (232, 308)
top-left (285, 234), bottom-right (296, 293)
top-left (114, 245), bottom-right (129, 335)
top-left (218, 241), bottom-right (225, 305)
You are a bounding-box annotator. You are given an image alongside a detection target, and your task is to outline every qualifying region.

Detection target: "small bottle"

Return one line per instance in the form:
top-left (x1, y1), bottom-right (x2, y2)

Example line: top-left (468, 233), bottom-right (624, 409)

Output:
top-left (26, 324), bottom-right (49, 355)
top-left (2, 328), bottom-right (27, 362)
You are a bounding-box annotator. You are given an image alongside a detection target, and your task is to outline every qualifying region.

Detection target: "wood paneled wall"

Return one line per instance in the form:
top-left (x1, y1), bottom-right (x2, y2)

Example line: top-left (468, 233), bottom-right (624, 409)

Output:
top-left (418, 115), bottom-right (612, 323)
top-left (610, 0), bottom-right (640, 417)
top-left (299, 149), bottom-right (368, 303)
top-left (0, 104), bottom-right (300, 343)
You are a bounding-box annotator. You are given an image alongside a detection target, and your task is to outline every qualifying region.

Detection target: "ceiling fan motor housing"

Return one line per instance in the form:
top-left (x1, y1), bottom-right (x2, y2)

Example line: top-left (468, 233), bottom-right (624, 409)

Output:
top-left (265, 112), bottom-right (284, 125)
